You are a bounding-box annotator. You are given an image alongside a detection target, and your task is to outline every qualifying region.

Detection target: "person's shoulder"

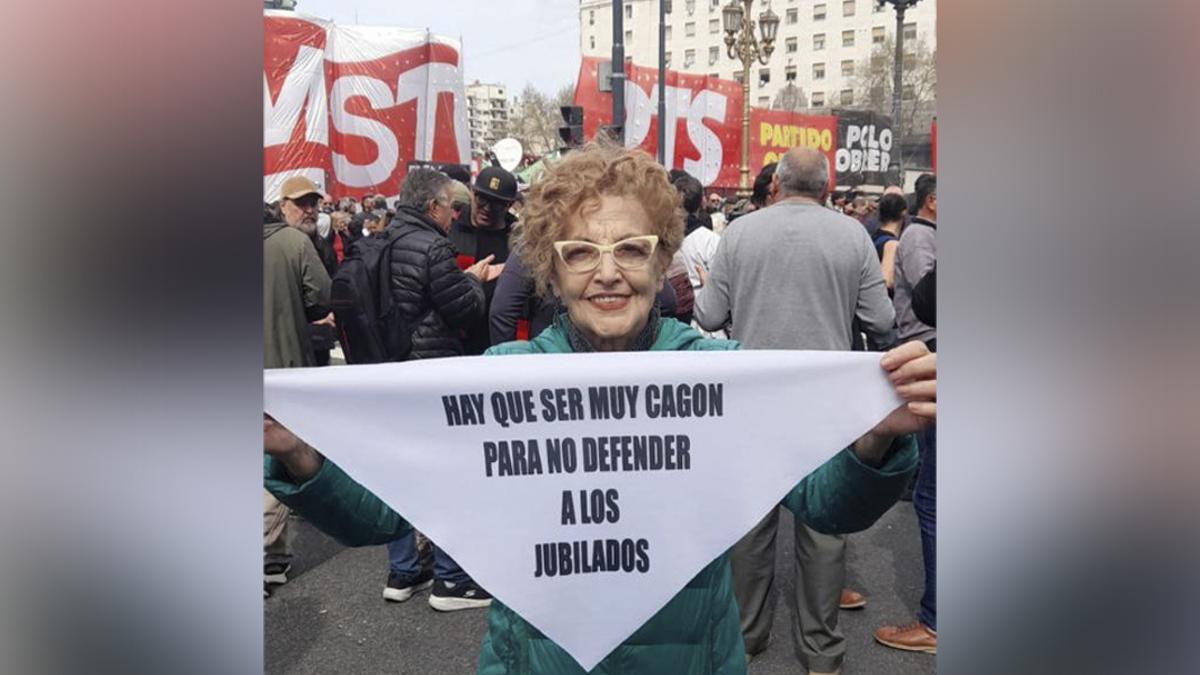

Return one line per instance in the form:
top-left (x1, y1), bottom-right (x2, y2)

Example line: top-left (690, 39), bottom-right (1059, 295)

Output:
top-left (485, 340), bottom-right (542, 356)
top-left (271, 226), bottom-right (306, 244)
top-left (697, 225), bottom-right (721, 243)
top-left (686, 337), bottom-right (740, 352)
top-left (899, 221), bottom-right (935, 244)
top-left (485, 323), bottom-right (571, 355)
top-left (271, 227), bottom-right (316, 255)
top-left (654, 318), bottom-right (741, 351)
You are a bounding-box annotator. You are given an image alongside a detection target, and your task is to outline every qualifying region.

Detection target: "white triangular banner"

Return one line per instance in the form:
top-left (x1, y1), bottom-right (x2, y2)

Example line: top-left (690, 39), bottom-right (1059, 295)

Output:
top-left (264, 350), bottom-right (901, 671)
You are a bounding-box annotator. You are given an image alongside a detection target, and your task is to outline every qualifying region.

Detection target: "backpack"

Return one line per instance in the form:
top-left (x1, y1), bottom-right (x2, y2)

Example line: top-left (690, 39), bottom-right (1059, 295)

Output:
top-left (330, 230), bottom-right (414, 364)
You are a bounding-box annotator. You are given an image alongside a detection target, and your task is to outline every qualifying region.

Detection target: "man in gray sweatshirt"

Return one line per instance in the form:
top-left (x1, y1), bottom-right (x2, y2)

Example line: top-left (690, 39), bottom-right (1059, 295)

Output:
top-left (694, 147), bottom-right (895, 673)
top-left (894, 174), bottom-right (937, 351)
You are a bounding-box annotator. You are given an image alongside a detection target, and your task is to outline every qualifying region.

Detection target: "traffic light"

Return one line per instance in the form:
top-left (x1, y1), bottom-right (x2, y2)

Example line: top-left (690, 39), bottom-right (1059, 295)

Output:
top-left (559, 105), bottom-right (584, 150)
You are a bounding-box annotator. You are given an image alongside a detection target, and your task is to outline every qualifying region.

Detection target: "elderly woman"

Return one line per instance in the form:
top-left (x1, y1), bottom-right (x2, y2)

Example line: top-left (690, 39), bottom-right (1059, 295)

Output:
top-left (264, 143), bottom-right (936, 674)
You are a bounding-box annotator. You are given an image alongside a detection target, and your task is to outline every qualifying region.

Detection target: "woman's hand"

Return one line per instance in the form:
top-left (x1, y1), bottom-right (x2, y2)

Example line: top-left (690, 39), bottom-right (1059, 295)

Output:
top-left (264, 414), bottom-right (323, 482)
top-left (852, 341), bottom-right (936, 465)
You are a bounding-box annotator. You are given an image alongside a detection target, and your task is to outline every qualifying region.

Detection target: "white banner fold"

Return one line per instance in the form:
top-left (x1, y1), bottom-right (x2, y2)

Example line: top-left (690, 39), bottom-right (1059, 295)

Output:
top-left (264, 349), bottom-right (901, 670)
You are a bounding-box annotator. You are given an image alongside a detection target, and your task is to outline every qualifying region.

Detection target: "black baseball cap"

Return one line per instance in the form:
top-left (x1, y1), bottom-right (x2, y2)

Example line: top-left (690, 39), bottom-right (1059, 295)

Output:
top-left (474, 166), bottom-right (517, 202)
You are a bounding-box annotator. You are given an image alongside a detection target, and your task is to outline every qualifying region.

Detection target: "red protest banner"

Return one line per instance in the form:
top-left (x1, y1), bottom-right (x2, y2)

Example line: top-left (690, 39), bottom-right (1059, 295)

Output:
top-left (263, 11), bottom-right (471, 201)
top-left (748, 109), bottom-right (838, 191)
top-left (573, 57), bottom-right (743, 188)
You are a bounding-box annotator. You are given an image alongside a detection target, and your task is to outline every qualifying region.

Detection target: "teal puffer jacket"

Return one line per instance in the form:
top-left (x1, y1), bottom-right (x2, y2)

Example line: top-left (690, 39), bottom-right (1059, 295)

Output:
top-left (265, 316), bottom-right (917, 675)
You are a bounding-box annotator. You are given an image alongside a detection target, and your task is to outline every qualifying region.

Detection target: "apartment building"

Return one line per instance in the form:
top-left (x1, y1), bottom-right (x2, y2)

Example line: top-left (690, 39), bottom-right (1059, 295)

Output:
top-left (579, 0), bottom-right (935, 112)
top-left (466, 81), bottom-right (511, 159)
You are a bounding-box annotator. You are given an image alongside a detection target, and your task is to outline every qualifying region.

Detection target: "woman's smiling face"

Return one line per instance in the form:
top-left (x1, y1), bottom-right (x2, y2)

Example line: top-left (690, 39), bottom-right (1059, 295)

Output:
top-left (551, 194), bottom-right (665, 351)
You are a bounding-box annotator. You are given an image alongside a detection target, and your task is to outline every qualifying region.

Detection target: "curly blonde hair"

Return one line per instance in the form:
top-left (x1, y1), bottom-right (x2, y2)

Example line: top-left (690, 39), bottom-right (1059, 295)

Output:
top-left (518, 142), bottom-right (684, 297)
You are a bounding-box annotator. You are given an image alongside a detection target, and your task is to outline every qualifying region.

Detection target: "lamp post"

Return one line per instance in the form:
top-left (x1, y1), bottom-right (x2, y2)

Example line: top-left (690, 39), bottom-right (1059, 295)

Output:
top-left (723, 1), bottom-right (779, 198)
top-left (658, 0), bottom-right (672, 165)
top-left (876, 0), bottom-right (923, 178)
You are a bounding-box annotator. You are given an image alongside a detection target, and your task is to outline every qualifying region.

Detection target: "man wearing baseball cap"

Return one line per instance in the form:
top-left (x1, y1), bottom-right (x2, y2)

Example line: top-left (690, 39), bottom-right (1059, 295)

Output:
top-left (449, 165), bottom-right (518, 355)
top-left (263, 174), bottom-right (333, 597)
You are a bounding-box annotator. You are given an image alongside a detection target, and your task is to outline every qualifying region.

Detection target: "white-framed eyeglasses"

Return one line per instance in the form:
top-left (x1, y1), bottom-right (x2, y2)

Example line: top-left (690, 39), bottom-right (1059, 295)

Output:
top-left (552, 235), bottom-right (660, 273)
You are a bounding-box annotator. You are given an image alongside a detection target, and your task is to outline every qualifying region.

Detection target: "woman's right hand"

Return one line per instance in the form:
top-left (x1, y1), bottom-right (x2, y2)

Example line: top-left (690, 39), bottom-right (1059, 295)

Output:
top-left (264, 414), bottom-right (323, 481)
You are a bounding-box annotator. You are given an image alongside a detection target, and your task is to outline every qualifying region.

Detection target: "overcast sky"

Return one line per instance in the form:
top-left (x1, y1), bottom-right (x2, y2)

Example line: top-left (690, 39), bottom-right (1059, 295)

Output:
top-left (297, 0), bottom-right (581, 97)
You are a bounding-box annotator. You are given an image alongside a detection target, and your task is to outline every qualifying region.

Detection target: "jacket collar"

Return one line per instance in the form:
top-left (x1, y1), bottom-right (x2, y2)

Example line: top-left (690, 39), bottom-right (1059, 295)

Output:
top-left (390, 206), bottom-right (449, 238)
top-left (539, 312), bottom-right (706, 353)
top-left (910, 216), bottom-right (937, 230)
top-left (263, 221), bottom-right (287, 240)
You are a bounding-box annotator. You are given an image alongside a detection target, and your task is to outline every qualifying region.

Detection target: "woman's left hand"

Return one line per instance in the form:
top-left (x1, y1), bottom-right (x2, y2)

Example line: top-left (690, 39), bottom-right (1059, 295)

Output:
top-left (871, 340), bottom-right (937, 438)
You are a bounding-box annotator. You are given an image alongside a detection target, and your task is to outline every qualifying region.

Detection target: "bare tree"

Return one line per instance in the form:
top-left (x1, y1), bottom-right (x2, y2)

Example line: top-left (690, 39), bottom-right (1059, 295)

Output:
top-left (851, 35), bottom-right (937, 136)
top-left (508, 83), bottom-right (575, 157)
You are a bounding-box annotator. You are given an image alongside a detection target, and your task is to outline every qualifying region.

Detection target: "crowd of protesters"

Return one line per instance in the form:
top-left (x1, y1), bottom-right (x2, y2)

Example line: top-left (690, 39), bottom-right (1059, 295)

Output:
top-left (262, 144), bottom-right (938, 673)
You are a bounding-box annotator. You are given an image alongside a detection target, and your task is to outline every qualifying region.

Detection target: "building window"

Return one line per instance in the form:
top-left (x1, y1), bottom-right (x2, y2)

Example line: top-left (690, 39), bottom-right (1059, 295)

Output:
top-left (813, 62), bottom-right (825, 79)
top-left (625, 30), bottom-right (633, 43)
top-left (785, 65), bottom-right (797, 81)
top-left (665, 51), bottom-right (672, 66)
top-left (590, 35), bottom-right (595, 49)
top-left (904, 54), bottom-right (916, 69)
top-left (903, 84), bottom-right (915, 100)
top-left (709, 18), bottom-right (720, 34)
top-left (814, 4), bottom-right (826, 21)
top-left (874, 1), bottom-right (885, 12)
top-left (758, 96), bottom-right (770, 106)
top-left (841, 59), bottom-right (854, 77)
top-left (709, 45), bottom-right (720, 64)
top-left (842, 30), bottom-right (855, 47)
top-left (684, 48), bottom-right (696, 67)
top-left (589, 10), bottom-right (594, 26)
top-left (786, 8), bottom-right (798, 24)
top-left (666, 26), bottom-right (672, 41)
top-left (813, 33), bottom-right (825, 50)
top-left (759, 68), bottom-right (771, 85)
top-left (686, 0), bottom-right (696, 13)
top-left (812, 92), bottom-right (825, 107)
top-left (711, 0), bottom-right (721, 10)
top-left (786, 37), bottom-right (798, 53)
top-left (903, 22), bottom-right (917, 41)
top-left (840, 89), bottom-right (853, 105)
top-left (686, 22), bottom-right (695, 37)
top-left (733, 71), bottom-right (745, 84)
top-left (873, 26), bottom-right (886, 44)
top-left (843, 0), bottom-right (855, 17)
top-left (709, 72), bottom-right (720, 78)
top-left (625, 4), bottom-right (632, 19)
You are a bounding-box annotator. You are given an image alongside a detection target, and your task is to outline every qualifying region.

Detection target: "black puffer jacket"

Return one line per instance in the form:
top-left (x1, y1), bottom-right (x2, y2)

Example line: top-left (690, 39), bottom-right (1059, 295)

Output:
top-left (386, 206), bottom-right (486, 359)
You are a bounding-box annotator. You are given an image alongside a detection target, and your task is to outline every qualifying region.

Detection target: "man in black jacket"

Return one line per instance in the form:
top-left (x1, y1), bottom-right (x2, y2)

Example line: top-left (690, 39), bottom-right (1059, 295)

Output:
top-left (449, 165), bottom-right (517, 354)
top-left (387, 169), bottom-right (499, 360)
top-left (379, 168), bottom-right (501, 611)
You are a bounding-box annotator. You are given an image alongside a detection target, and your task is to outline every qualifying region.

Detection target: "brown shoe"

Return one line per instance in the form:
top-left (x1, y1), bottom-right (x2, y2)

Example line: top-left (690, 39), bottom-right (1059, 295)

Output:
top-left (874, 621), bottom-right (937, 654)
top-left (839, 588), bottom-right (867, 609)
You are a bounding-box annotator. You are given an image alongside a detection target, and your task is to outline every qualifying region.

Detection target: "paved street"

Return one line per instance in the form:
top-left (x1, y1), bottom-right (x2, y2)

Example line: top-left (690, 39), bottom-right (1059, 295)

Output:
top-left (266, 502), bottom-right (934, 674)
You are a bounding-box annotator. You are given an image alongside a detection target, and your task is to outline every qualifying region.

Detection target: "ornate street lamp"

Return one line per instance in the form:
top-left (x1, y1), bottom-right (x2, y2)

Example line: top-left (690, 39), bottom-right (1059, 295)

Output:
top-left (724, 1), bottom-right (779, 198)
top-left (876, 0), bottom-right (923, 178)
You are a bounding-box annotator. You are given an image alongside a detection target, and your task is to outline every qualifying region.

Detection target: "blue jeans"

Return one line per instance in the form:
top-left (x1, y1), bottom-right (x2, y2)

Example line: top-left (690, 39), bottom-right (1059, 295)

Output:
top-left (914, 424), bottom-right (937, 630)
top-left (386, 530), bottom-right (469, 585)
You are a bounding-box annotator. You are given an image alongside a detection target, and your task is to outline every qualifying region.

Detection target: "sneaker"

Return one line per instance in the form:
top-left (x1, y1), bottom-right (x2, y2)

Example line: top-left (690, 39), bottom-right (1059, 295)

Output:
top-left (874, 621), bottom-right (937, 654)
top-left (428, 578), bottom-right (492, 612)
top-left (264, 562), bottom-right (291, 586)
top-left (839, 588), bottom-right (867, 609)
top-left (382, 569), bottom-right (434, 603)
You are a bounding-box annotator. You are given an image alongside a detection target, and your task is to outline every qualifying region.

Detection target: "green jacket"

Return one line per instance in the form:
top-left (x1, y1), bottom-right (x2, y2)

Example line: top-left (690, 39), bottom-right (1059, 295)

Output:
top-left (263, 221), bottom-right (331, 369)
top-left (265, 316), bottom-right (917, 674)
